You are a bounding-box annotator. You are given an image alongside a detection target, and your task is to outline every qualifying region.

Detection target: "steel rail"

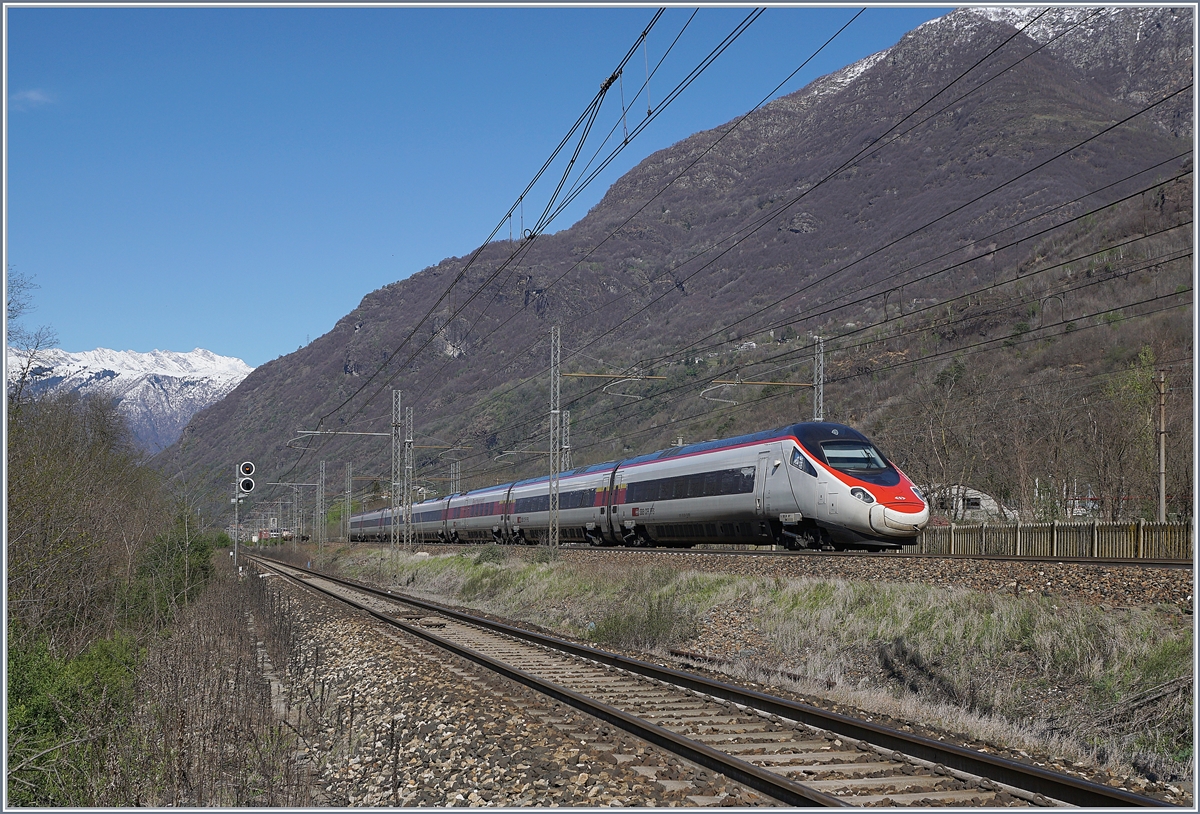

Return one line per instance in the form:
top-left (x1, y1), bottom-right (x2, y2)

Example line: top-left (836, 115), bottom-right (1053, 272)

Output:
top-left (250, 555), bottom-right (847, 807)
top-left (391, 541), bottom-right (1191, 568)
top-left (253, 554), bottom-right (1175, 808)
top-left (561, 544), bottom-right (1196, 569)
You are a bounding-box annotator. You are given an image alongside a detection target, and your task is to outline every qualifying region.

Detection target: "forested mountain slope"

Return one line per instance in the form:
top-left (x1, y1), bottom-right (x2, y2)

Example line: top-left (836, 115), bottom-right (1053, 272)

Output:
top-left (158, 7), bottom-right (1193, 524)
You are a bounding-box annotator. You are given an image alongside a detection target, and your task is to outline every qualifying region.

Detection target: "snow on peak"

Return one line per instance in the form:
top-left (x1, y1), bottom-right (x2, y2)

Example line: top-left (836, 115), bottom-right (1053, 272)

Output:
top-left (7, 346), bottom-right (255, 454)
top-left (24, 347), bottom-right (253, 380)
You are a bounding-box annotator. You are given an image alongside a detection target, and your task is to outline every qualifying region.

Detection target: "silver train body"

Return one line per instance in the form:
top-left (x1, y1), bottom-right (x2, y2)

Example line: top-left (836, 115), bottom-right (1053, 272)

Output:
top-left (349, 422), bottom-right (930, 550)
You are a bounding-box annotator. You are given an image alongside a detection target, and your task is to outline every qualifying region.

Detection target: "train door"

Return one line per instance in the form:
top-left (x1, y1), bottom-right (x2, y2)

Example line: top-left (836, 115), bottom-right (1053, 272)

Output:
top-left (820, 468), bottom-right (839, 520)
top-left (603, 468), bottom-right (620, 544)
top-left (502, 483), bottom-right (515, 543)
top-left (756, 450), bottom-right (770, 518)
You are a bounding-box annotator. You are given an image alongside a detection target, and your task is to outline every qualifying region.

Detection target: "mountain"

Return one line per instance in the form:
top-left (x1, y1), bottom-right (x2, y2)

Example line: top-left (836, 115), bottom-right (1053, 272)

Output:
top-left (157, 7), bottom-right (1192, 520)
top-left (9, 348), bottom-right (254, 454)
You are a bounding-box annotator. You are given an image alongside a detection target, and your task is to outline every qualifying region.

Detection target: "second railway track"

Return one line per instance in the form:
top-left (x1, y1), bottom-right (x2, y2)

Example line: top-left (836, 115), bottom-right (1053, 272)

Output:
top-left (248, 554), bottom-right (1177, 808)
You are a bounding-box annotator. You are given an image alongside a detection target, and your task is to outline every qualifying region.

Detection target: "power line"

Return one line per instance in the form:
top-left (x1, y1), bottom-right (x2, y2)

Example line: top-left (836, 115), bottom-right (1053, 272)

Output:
top-left (402, 185), bottom-right (1193, 479)
top-left (445, 9), bottom-right (1166, 432)
top-left (404, 152), bottom-right (1192, 466)
top-left (453, 277), bottom-right (1192, 484)
top-left (647, 161), bottom-right (1194, 366)
top-left (278, 8), bottom-right (796, 491)
top-left (316, 9), bottom-right (768, 440)
top-left (280, 9), bottom-right (1190, 501)
top-left (616, 83), bottom-right (1192, 376)
top-left (275, 10), bottom-right (671, 478)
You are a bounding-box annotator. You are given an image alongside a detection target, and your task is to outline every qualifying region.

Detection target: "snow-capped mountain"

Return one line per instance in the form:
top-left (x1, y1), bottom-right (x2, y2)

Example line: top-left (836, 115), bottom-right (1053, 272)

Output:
top-left (7, 347), bottom-right (253, 454)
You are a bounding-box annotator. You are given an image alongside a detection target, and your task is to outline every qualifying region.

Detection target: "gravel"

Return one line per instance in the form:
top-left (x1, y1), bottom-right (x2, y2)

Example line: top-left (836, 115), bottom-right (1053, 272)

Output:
top-left (545, 549), bottom-right (1194, 612)
top-left (260, 547), bottom-right (1193, 806)
top-left (273, 577), bottom-right (774, 807)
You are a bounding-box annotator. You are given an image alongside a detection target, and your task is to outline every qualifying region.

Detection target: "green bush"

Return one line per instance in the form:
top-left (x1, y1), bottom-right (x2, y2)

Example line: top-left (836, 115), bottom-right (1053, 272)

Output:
top-left (473, 544), bottom-right (507, 565)
top-left (122, 524), bottom-right (219, 627)
top-left (590, 594), bottom-right (697, 651)
top-left (7, 631), bottom-right (138, 806)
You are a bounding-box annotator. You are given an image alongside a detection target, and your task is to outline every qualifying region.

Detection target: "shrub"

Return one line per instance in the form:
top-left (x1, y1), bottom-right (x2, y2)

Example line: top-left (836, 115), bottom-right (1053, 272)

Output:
top-left (590, 594), bottom-right (697, 651)
top-left (7, 631), bottom-right (138, 806)
top-left (473, 544), bottom-right (507, 565)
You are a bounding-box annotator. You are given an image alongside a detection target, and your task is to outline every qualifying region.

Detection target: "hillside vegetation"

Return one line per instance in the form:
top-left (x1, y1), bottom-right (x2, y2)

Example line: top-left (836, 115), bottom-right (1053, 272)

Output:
top-left (157, 8), bottom-right (1192, 529)
top-left (6, 275), bottom-right (310, 805)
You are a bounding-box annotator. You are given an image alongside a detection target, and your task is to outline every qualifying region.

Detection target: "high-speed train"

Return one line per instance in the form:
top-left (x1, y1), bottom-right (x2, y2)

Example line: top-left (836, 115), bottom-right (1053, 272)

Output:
top-left (349, 422), bottom-right (929, 551)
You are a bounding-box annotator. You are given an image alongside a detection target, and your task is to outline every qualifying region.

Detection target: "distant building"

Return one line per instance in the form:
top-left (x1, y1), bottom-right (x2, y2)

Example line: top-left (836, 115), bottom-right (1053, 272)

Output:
top-left (928, 484), bottom-right (1018, 522)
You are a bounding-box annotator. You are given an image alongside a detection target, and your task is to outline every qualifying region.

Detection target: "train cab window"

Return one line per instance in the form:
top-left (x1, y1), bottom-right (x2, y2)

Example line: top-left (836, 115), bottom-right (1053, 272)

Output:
top-left (790, 447), bottom-right (817, 477)
top-left (820, 440), bottom-right (888, 474)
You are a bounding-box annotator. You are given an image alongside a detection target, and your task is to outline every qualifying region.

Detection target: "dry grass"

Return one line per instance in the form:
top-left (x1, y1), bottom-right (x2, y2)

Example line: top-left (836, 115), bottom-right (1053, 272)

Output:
top-left (80, 555), bottom-right (318, 806)
top-left (331, 545), bottom-right (1192, 785)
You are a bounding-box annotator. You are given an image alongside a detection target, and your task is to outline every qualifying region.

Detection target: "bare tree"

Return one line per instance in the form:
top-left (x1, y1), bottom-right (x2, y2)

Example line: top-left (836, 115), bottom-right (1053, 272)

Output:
top-left (6, 267), bottom-right (58, 408)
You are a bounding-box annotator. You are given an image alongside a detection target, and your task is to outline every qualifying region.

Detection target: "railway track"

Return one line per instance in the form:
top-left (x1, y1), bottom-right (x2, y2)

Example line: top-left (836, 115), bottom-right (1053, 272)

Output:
top-left (248, 554), bottom-right (1175, 808)
top-left (394, 541), bottom-right (1192, 569)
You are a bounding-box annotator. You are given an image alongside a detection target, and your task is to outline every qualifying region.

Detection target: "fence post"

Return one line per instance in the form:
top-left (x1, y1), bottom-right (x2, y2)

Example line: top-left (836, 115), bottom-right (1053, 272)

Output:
top-left (981, 522), bottom-right (987, 555)
top-left (1092, 520), bottom-right (1098, 558)
top-left (1137, 518), bottom-right (1145, 558)
top-left (1015, 519), bottom-right (1022, 557)
top-left (1051, 520), bottom-right (1058, 557)
top-left (949, 523), bottom-right (955, 555)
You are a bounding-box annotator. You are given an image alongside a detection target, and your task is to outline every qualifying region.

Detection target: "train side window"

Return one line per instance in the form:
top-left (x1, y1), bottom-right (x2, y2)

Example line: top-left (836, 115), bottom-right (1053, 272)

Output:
top-left (791, 447), bottom-right (817, 477)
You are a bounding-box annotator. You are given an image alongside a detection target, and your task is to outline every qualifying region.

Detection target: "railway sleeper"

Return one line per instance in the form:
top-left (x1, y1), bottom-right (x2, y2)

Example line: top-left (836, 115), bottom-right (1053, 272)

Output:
top-left (776, 723), bottom-right (1063, 808)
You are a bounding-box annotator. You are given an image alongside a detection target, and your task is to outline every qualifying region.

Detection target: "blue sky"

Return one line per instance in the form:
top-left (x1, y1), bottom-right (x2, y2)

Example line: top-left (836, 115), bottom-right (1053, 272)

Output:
top-left (6, 4), bottom-right (949, 367)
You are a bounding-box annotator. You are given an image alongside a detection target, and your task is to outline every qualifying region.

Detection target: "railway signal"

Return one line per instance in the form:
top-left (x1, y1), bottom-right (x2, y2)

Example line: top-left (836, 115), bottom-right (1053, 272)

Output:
top-left (234, 460), bottom-right (256, 569)
top-left (239, 461), bottom-right (256, 494)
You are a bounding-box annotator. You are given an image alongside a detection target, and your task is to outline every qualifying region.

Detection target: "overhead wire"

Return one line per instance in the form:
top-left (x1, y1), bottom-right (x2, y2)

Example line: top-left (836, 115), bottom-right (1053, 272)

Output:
top-left (404, 8), bottom-right (871, 415)
top-left (412, 145), bottom-right (1191, 455)
top-left (730, 176), bottom-right (1195, 363)
top-left (439, 5), bottom-right (1114, 429)
top-left (460, 290), bottom-right (1192, 485)
top-left (406, 159), bottom-right (1193, 472)
top-left (534, 7), bottom-right (1079, 370)
top-left (337, 8), bottom-right (767, 428)
top-left (437, 232), bottom-right (1193, 488)
top-left (621, 80), bottom-right (1192, 374)
top-left (290, 11), bottom-right (1190, 497)
top-left (369, 6), bottom-right (814, 427)
top-left (458, 332), bottom-right (1198, 488)
top-left (273, 9), bottom-right (673, 480)
top-left (450, 229), bottom-right (1193, 481)
top-left (653, 156), bottom-right (1194, 364)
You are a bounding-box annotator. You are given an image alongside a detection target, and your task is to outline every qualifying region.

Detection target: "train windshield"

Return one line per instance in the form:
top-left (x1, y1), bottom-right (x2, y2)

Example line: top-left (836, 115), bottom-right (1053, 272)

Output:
top-left (820, 440), bottom-right (889, 475)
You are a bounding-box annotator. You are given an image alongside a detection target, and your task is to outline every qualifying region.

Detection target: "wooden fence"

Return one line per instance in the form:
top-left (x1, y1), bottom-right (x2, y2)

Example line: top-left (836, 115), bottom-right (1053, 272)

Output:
top-left (912, 520), bottom-right (1193, 560)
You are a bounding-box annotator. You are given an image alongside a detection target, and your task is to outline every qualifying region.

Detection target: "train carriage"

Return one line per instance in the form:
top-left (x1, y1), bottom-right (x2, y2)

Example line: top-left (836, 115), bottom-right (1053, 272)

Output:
top-left (410, 497), bottom-right (450, 544)
top-left (611, 434), bottom-right (782, 547)
top-left (507, 463), bottom-right (616, 545)
top-left (348, 421), bottom-right (928, 551)
top-left (349, 508), bottom-right (392, 542)
top-left (446, 484), bottom-right (511, 544)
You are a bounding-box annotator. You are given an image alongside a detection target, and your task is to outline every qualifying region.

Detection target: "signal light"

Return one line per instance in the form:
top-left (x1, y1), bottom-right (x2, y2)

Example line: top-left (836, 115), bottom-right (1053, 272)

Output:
top-left (239, 461), bottom-right (255, 493)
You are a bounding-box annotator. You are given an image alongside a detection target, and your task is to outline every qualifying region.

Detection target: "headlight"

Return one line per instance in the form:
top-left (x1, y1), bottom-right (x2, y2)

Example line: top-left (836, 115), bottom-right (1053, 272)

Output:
top-left (911, 485), bottom-right (925, 502)
top-left (850, 487), bottom-right (875, 504)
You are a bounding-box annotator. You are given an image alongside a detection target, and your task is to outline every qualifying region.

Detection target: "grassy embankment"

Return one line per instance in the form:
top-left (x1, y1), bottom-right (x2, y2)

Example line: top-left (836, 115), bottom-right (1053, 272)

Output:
top-left (326, 544), bottom-right (1192, 784)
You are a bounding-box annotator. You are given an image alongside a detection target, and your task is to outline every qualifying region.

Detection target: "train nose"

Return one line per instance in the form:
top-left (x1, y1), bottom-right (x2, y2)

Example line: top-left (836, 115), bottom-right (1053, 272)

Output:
top-left (869, 502), bottom-right (930, 535)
